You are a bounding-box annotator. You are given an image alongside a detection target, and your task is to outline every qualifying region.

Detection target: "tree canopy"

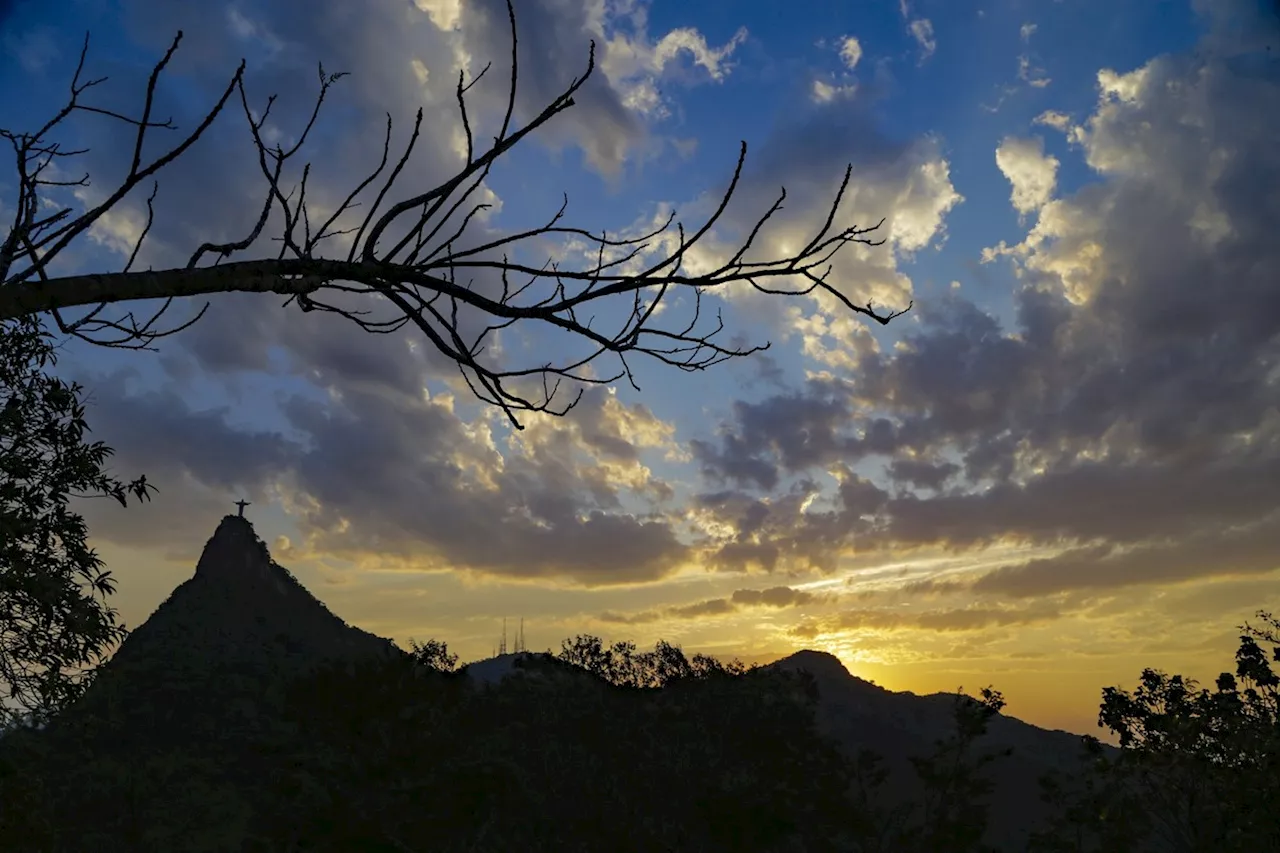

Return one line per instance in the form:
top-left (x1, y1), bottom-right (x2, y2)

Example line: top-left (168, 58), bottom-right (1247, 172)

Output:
top-left (0, 315), bottom-right (154, 729)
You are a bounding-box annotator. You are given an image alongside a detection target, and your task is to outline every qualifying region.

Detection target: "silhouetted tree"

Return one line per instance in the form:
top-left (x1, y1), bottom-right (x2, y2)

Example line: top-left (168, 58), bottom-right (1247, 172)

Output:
top-left (0, 0), bottom-right (905, 428)
top-left (907, 687), bottom-right (1012, 853)
top-left (1034, 611), bottom-right (1280, 853)
top-left (250, 643), bottom-right (851, 852)
top-left (0, 315), bottom-right (154, 729)
top-left (833, 686), bottom-right (1012, 853)
top-left (408, 637), bottom-right (459, 673)
top-left (557, 634), bottom-right (750, 689)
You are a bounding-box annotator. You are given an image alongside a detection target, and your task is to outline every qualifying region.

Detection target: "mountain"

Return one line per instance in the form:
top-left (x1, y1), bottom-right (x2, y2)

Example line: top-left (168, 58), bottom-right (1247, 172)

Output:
top-left (46, 514), bottom-right (403, 743)
top-left (113, 512), bottom-right (401, 669)
top-left (0, 516), bottom-right (1105, 851)
top-left (767, 650), bottom-right (1101, 851)
top-left (0, 515), bottom-right (412, 851)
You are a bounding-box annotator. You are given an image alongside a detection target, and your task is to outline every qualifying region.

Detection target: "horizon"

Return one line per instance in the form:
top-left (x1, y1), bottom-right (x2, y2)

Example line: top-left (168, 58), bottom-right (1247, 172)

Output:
top-left (2, 0), bottom-right (1278, 739)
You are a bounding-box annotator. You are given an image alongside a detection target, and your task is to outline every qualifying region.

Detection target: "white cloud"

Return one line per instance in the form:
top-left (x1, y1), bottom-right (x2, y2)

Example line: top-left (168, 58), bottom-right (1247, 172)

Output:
top-left (908, 19), bottom-right (936, 63)
top-left (1096, 66), bottom-right (1152, 105)
top-left (811, 78), bottom-right (857, 103)
top-left (1020, 22), bottom-right (1038, 43)
top-left (993, 39), bottom-right (1277, 306)
top-left (410, 58), bottom-right (430, 86)
top-left (414, 0), bottom-right (462, 31)
top-left (1018, 54), bottom-right (1052, 88)
top-left (601, 21), bottom-right (749, 120)
top-left (681, 127), bottom-right (961, 337)
top-left (1034, 110), bottom-right (1074, 133)
top-left (995, 136), bottom-right (1060, 216)
top-left (646, 27), bottom-right (746, 80)
top-left (839, 35), bottom-right (863, 70)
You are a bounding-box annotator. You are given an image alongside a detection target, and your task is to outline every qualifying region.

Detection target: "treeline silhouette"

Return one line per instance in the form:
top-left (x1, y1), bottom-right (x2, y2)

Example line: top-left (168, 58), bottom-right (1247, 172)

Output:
top-left (0, 614), bottom-right (1276, 852)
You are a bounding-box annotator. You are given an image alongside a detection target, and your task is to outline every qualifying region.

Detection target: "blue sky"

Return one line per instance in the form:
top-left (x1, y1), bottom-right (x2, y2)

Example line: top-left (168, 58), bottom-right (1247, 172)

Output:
top-left (2, 0), bottom-right (1278, 735)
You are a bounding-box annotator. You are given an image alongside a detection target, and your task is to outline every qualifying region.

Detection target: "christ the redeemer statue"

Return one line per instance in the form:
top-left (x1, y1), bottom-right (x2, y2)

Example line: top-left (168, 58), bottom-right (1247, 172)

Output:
top-left (234, 499), bottom-right (251, 517)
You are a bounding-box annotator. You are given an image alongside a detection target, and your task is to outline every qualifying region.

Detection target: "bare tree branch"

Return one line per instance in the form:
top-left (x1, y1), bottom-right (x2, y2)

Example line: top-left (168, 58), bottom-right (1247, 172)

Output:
top-left (0, 0), bottom-right (908, 428)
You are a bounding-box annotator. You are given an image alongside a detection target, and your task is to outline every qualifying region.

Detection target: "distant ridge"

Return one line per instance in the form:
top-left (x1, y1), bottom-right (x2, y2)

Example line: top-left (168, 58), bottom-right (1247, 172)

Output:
top-left (765, 648), bottom-right (1100, 851)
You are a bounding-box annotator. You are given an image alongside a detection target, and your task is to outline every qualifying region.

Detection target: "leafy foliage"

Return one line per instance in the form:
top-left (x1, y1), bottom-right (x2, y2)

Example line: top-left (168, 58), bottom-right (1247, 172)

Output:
top-left (556, 633), bottom-right (749, 688)
top-left (836, 686), bottom-right (1012, 853)
top-left (408, 637), bottom-right (459, 673)
top-left (1033, 611), bottom-right (1280, 852)
top-left (0, 315), bottom-right (154, 728)
top-left (905, 687), bottom-right (1012, 852)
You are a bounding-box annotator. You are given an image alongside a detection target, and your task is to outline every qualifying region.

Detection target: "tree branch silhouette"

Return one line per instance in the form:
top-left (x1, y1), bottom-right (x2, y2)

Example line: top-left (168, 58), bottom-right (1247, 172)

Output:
top-left (0, 0), bottom-right (907, 428)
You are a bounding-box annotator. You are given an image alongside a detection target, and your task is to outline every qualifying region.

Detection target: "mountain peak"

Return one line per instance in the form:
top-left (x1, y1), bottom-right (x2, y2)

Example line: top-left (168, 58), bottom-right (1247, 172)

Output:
top-left (195, 514), bottom-right (273, 582)
top-left (768, 649), bottom-right (854, 680)
top-left (53, 514), bottom-right (404, 735)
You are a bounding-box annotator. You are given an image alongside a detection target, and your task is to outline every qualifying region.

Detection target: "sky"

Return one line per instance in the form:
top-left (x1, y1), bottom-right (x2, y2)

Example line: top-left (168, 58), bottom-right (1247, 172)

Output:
top-left (1, 0), bottom-right (1278, 737)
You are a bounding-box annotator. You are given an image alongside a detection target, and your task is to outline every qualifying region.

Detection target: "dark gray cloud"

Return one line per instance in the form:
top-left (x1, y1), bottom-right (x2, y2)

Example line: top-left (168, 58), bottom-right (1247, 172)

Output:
top-left (77, 366), bottom-right (689, 586)
top-left (687, 10), bottom-right (1280, 595)
top-left (689, 374), bottom-right (915, 493)
top-left (457, 0), bottom-right (641, 173)
top-left (886, 458), bottom-right (960, 492)
top-left (690, 476), bottom-right (888, 576)
top-left (32, 0), bottom-right (760, 588)
top-left (37, 0), bottom-right (720, 392)
top-left (790, 600), bottom-right (1063, 639)
top-left (971, 513), bottom-right (1280, 598)
top-left (730, 585), bottom-right (819, 608)
top-left (598, 584), bottom-right (823, 624)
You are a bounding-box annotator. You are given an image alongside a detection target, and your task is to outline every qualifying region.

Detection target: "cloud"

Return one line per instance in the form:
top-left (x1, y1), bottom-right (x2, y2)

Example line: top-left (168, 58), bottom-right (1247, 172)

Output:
top-left (598, 584), bottom-right (824, 624)
top-left (414, 0), bottom-right (463, 31)
top-left (32, 0), bottom-right (967, 595)
top-left (908, 18), bottom-right (936, 64)
top-left (839, 35), bottom-right (863, 70)
top-left (791, 600), bottom-right (1062, 638)
top-left (41, 0), bottom-right (1280, 625)
top-left (970, 513), bottom-right (1280, 598)
top-left (599, 92), bottom-right (959, 360)
top-left (731, 585), bottom-right (821, 607)
top-left (810, 35), bottom-right (861, 104)
top-left (597, 2), bottom-right (748, 122)
top-left (811, 78), bottom-right (857, 103)
top-left (1015, 20), bottom-right (1050, 88)
top-left (886, 457), bottom-right (960, 492)
top-left (995, 135), bottom-right (1060, 216)
top-left (703, 104), bottom-right (960, 318)
top-left (896, 0), bottom-right (947, 79)
top-left (684, 16), bottom-right (1280, 596)
top-left (52, 0), bottom-right (747, 313)
top-left (1033, 110), bottom-right (1074, 132)
top-left (76, 362), bottom-right (693, 587)
top-left (1017, 54), bottom-right (1052, 88)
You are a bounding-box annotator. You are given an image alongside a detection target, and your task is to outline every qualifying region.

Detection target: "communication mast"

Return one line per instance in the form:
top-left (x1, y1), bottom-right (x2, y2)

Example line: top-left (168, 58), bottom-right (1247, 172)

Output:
top-left (496, 617), bottom-right (527, 656)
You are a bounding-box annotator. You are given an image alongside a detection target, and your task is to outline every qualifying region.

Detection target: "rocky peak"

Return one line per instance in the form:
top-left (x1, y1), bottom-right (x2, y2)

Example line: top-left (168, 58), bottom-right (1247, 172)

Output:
top-left (48, 514), bottom-right (404, 741)
top-left (194, 515), bottom-right (288, 593)
top-left (769, 649), bottom-right (850, 676)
